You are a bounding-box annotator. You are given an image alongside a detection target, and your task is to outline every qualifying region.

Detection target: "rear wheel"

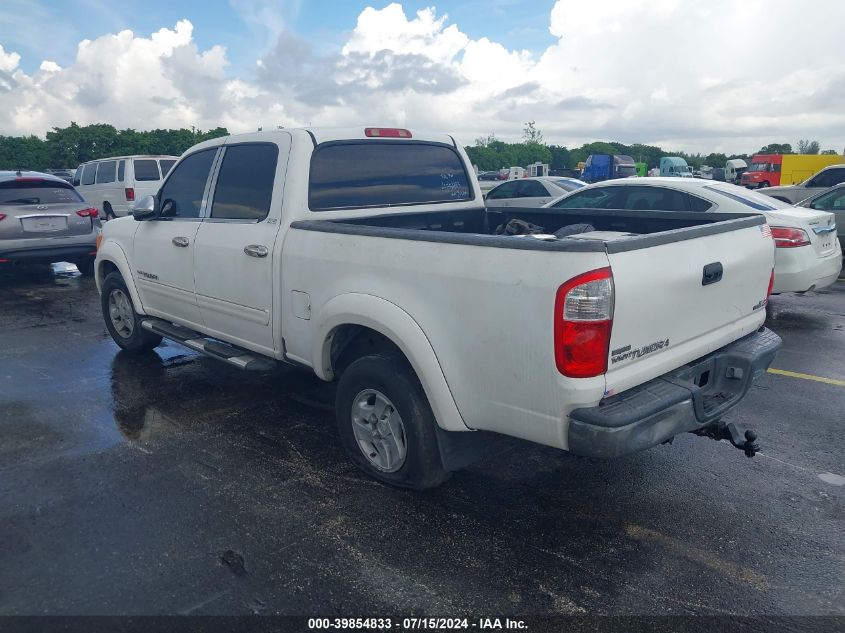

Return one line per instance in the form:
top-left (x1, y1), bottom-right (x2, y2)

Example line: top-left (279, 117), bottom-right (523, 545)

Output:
top-left (335, 352), bottom-right (449, 489)
top-left (76, 257), bottom-right (95, 277)
top-left (758, 181), bottom-right (769, 189)
top-left (101, 272), bottom-right (162, 352)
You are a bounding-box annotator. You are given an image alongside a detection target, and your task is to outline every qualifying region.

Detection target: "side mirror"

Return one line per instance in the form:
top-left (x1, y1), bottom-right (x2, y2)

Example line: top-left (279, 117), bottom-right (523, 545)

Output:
top-left (132, 195), bottom-right (160, 221)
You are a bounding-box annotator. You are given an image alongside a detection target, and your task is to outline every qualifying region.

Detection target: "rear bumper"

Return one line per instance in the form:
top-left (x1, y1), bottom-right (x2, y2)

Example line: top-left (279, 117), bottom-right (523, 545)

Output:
top-left (773, 243), bottom-right (843, 293)
top-left (0, 243), bottom-right (97, 264)
top-left (567, 328), bottom-right (782, 458)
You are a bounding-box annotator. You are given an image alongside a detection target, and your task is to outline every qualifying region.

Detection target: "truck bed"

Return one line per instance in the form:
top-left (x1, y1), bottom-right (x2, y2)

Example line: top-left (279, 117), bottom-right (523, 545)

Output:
top-left (290, 206), bottom-right (765, 253)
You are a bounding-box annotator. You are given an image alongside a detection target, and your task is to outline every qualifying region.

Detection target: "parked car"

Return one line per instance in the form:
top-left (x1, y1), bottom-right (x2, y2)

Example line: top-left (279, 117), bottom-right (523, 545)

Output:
top-left (74, 155), bottom-right (178, 220)
top-left (757, 164), bottom-right (845, 204)
top-left (44, 168), bottom-right (75, 183)
top-left (0, 171), bottom-right (101, 275)
top-left (797, 182), bottom-right (845, 253)
top-left (95, 127), bottom-right (780, 489)
top-left (477, 171), bottom-right (501, 181)
top-left (485, 176), bottom-right (586, 206)
top-left (544, 178), bottom-right (841, 294)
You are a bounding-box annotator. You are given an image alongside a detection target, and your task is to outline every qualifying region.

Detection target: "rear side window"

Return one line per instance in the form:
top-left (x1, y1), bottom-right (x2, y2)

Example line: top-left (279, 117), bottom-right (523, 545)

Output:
top-left (81, 164), bottom-right (96, 185)
top-left (688, 194), bottom-right (713, 212)
top-left (309, 142), bottom-right (471, 210)
top-left (0, 180), bottom-right (83, 204)
top-left (159, 159), bottom-right (176, 176)
top-left (210, 144), bottom-right (278, 220)
top-left (158, 149), bottom-right (217, 219)
top-left (96, 160), bottom-right (116, 184)
top-left (134, 159), bottom-right (161, 181)
top-left (117, 160), bottom-right (125, 182)
top-left (622, 186), bottom-right (688, 211)
top-left (519, 181), bottom-right (549, 197)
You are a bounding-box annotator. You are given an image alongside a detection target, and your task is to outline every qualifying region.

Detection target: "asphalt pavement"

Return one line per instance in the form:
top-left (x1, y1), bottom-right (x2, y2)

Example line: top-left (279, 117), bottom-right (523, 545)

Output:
top-left (0, 265), bottom-right (843, 616)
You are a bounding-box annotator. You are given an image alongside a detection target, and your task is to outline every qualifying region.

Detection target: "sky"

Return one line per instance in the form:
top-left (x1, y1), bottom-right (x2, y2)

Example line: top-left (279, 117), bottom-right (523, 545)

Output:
top-left (1, 0), bottom-right (844, 154)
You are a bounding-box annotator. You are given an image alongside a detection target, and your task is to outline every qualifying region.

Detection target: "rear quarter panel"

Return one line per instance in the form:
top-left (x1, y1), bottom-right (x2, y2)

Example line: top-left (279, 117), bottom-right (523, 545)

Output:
top-left (282, 229), bottom-right (610, 450)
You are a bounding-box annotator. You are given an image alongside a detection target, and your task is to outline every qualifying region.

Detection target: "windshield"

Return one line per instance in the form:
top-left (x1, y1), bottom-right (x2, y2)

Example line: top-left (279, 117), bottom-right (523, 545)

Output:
top-left (748, 163), bottom-right (770, 172)
top-left (0, 180), bottom-right (83, 205)
top-left (617, 166), bottom-right (637, 177)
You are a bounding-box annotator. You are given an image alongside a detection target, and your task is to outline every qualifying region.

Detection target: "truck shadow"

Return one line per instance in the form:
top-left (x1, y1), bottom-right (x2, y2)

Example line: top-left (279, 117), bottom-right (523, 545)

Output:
top-left (106, 349), bottom-right (784, 614)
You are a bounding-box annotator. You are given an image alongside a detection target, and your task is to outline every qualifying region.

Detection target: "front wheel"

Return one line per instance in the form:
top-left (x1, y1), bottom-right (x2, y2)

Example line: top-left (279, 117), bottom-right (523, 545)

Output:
top-left (101, 272), bottom-right (162, 352)
top-left (758, 181), bottom-right (769, 189)
top-left (335, 352), bottom-right (449, 490)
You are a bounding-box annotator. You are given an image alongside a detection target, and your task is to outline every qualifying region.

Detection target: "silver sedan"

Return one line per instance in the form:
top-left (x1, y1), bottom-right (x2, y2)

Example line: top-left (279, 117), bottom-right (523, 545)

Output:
top-left (0, 171), bottom-right (101, 275)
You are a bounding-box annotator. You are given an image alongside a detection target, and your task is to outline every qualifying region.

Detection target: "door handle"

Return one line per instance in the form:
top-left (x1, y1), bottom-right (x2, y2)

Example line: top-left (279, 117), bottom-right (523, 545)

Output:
top-left (244, 244), bottom-right (268, 258)
top-left (172, 236), bottom-right (190, 248)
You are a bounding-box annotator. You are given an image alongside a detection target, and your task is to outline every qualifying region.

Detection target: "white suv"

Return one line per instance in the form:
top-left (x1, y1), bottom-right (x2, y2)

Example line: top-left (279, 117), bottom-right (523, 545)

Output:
top-left (74, 155), bottom-right (178, 220)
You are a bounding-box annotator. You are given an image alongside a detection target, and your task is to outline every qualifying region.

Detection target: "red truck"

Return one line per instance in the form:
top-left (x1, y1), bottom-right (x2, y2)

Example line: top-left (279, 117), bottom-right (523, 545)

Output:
top-left (741, 153), bottom-right (845, 189)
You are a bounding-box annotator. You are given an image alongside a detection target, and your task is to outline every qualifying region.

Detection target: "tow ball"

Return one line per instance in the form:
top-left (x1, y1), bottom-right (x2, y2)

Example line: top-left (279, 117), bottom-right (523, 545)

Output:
top-left (693, 421), bottom-right (760, 458)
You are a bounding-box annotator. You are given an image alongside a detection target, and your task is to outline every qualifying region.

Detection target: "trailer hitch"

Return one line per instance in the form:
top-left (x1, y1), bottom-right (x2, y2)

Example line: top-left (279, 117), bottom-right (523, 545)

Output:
top-left (693, 421), bottom-right (760, 457)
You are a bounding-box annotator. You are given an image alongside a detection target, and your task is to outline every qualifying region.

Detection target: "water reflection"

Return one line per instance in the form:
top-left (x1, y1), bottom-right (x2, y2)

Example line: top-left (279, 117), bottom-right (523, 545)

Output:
top-left (110, 350), bottom-right (177, 442)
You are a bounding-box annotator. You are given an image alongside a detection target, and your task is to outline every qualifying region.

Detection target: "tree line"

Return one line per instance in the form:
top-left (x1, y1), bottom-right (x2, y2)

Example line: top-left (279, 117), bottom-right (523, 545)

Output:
top-left (0, 122), bottom-right (229, 171)
top-left (0, 121), bottom-right (837, 173)
top-left (465, 122), bottom-right (839, 173)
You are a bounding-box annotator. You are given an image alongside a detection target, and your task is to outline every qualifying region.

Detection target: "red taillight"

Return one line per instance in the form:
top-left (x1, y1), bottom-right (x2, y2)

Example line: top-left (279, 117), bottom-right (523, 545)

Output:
top-left (125, 187), bottom-right (135, 201)
top-left (554, 267), bottom-right (614, 378)
top-left (770, 226), bottom-right (810, 248)
top-left (364, 127), bottom-right (412, 138)
top-left (766, 269), bottom-right (775, 301)
top-left (0, 213), bottom-right (6, 221)
top-left (76, 208), bottom-right (99, 218)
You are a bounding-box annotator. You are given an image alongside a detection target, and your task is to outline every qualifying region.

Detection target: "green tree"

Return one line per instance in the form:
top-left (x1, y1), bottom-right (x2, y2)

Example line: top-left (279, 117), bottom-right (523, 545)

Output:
top-left (796, 139), bottom-right (820, 154)
top-left (522, 121), bottom-right (543, 145)
top-left (759, 143), bottom-right (793, 154)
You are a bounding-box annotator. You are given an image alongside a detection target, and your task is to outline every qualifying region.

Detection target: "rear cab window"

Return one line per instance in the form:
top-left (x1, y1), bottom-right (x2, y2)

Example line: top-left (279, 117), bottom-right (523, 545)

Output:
top-left (309, 142), bottom-right (472, 210)
top-left (133, 160), bottom-right (161, 182)
top-left (0, 179), bottom-right (84, 204)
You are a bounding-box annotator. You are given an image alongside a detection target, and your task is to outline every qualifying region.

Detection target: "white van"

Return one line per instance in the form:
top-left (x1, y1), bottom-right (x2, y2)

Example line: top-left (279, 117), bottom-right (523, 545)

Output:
top-left (73, 155), bottom-right (178, 219)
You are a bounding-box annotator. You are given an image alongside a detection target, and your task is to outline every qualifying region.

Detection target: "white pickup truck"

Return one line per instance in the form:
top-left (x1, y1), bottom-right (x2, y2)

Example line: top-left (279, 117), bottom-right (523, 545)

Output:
top-left (95, 127), bottom-right (782, 489)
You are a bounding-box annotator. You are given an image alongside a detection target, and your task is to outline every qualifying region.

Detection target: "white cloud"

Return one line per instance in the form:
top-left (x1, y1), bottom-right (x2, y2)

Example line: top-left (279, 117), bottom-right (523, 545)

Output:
top-left (1, 1), bottom-right (844, 154)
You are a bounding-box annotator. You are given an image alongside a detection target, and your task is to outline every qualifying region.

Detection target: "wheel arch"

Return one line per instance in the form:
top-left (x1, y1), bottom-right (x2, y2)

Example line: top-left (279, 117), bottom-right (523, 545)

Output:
top-left (312, 293), bottom-right (469, 432)
top-left (95, 241), bottom-right (146, 315)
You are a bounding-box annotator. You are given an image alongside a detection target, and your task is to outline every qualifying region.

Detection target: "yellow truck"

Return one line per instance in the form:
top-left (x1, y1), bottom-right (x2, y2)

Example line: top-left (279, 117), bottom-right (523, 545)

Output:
top-left (741, 153), bottom-right (845, 188)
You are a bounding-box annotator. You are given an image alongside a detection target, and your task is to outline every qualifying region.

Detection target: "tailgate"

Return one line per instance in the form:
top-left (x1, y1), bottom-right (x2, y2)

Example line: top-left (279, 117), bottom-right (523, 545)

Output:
top-left (605, 218), bottom-right (774, 395)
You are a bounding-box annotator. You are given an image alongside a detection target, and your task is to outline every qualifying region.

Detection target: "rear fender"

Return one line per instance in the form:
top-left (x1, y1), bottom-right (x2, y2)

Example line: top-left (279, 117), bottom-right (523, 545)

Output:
top-left (313, 293), bottom-right (469, 432)
top-left (95, 241), bottom-right (145, 315)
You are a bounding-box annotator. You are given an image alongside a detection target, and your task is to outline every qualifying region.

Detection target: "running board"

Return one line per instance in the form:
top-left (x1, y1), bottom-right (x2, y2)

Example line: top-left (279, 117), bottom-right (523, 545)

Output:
top-left (141, 318), bottom-right (276, 371)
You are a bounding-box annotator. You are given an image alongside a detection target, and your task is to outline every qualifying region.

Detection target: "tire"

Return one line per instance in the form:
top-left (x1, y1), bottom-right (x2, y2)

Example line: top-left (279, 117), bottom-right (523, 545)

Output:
top-left (758, 181), bottom-right (769, 189)
top-left (77, 257), bottom-right (96, 277)
top-left (101, 271), bottom-right (162, 352)
top-left (335, 352), bottom-right (449, 490)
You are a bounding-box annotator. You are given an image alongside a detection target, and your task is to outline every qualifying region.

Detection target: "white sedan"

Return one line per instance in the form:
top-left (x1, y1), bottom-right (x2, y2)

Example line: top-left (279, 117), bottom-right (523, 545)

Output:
top-left (544, 178), bottom-right (841, 294)
top-left (485, 177), bottom-right (586, 207)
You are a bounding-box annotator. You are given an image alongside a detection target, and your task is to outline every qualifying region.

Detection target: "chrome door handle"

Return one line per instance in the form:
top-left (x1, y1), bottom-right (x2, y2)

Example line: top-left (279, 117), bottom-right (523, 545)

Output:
top-left (172, 236), bottom-right (190, 247)
top-left (244, 244), bottom-right (268, 258)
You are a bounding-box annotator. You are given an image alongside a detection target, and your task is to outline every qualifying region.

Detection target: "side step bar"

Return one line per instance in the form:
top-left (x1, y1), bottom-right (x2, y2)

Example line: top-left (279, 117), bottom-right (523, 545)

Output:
top-left (141, 318), bottom-right (276, 372)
